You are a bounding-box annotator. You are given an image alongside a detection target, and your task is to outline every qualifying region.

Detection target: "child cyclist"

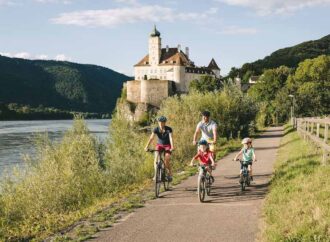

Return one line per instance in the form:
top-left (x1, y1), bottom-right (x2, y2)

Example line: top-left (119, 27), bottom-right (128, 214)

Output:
top-left (234, 137), bottom-right (257, 181)
top-left (190, 140), bottom-right (216, 182)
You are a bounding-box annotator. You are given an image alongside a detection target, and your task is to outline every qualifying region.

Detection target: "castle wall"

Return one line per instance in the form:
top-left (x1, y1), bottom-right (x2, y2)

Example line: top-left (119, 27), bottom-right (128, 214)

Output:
top-left (141, 79), bottom-right (170, 107)
top-left (126, 80), bottom-right (141, 104)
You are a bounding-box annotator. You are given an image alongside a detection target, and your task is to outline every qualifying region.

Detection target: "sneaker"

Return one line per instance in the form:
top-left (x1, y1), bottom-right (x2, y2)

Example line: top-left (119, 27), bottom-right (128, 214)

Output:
top-left (167, 176), bottom-right (173, 182)
top-left (250, 176), bottom-right (253, 181)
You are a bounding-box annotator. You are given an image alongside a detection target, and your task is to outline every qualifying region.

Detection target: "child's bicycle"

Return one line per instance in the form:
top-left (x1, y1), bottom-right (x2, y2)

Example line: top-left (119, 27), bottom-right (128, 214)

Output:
top-left (234, 159), bottom-right (251, 191)
top-left (194, 164), bottom-right (215, 202)
top-left (147, 149), bottom-right (170, 198)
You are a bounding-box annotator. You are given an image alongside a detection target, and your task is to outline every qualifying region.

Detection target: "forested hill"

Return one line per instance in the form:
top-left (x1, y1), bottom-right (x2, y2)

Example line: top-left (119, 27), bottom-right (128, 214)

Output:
top-left (228, 34), bottom-right (330, 80)
top-left (0, 55), bottom-right (131, 114)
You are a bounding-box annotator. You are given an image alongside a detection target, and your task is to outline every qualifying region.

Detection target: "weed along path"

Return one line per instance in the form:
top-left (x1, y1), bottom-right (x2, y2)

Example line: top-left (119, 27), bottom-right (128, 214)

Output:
top-left (91, 127), bottom-right (283, 242)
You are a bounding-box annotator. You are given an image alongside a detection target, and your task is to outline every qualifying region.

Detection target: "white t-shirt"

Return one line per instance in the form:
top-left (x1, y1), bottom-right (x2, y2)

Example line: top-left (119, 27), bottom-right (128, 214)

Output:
top-left (197, 120), bottom-right (217, 140)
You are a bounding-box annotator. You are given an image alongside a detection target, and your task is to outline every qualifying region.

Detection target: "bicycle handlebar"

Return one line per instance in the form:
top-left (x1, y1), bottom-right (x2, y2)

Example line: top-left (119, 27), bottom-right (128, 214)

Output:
top-left (146, 148), bottom-right (174, 153)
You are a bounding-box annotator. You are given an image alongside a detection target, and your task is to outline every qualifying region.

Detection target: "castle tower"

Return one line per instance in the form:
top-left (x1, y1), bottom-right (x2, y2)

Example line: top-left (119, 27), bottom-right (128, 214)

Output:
top-left (208, 58), bottom-right (221, 78)
top-left (148, 25), bottom-right (161, 66)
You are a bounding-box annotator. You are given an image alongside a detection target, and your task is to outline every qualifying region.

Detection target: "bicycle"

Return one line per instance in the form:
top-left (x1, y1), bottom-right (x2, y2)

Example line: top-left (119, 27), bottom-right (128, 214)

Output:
top-left (147, 149), bottom-right (170, 198)
top-left (194, 164), bottom-right (215, 202)
top-left (235, 159), bottom-right (251, 191)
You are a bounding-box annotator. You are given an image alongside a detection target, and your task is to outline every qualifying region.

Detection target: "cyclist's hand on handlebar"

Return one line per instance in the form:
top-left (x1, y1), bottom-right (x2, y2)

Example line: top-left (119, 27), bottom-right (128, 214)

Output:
top-left (189, 163), bottom-right (194, 167)
top-left (144, 147), bottom-right (149, 152)
top-left (170, 147), bottom-right (175, 151)
top-left (192, 141), bottom-right (197, 146)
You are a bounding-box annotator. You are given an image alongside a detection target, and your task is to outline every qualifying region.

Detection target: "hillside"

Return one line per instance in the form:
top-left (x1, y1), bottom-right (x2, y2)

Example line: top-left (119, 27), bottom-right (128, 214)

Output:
top-left (228, 34), bottom-right (330, 80)
top-left (0, 55), bottom-right (130, 116)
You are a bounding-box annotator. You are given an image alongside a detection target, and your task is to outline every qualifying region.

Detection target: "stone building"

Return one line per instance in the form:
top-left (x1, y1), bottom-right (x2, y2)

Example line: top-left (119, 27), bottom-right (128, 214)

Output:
top-left (126, 26), bottom-right (221, 108)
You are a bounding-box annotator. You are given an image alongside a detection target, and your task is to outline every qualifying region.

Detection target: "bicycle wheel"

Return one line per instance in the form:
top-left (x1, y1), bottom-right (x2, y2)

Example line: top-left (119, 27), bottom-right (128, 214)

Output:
top-left (162, 166), bottom-right (170, 191)
top-left (198, 176), bottom-right (206, 202)
top-left (155, 166), bottom-right (161, 198)
top-left (206, 177), bottom-right (211, 196)
top-left (241, 176), bottom-right (246, 191)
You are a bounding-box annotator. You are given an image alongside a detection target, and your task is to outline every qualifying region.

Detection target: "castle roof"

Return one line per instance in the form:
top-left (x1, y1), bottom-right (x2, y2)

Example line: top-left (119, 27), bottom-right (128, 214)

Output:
top-left (134, 47), bottom-right (190, 67)
top-left (208, 58), bottom-right (220, 70)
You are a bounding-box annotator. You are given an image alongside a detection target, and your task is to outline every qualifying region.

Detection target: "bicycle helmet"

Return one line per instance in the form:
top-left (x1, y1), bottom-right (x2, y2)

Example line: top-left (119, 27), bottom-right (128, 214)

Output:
top-left (201, 111), bottom-right (211, 117)
top-left (157, 116), bottom-right (167, 122)
top-left (198, 140), bottom-right (208, 146)
top-left (242, 137), bottom-right (252, 144)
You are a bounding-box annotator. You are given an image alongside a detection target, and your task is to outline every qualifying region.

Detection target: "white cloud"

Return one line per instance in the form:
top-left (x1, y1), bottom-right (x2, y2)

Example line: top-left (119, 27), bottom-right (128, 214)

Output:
top-left (51, 5), bottom-right (218, 27)
top-left (219, 25), bottom-right (257, 35)
top-left (0, 0), bottom-right (16, 6)
top-left (55, 54), bottom-right (71, 61)
top-left (35, 54), bottom-right (49, 60)
top-left (114, 0), bottom-right (139, 6)
top-left (0, 52), bottom-right (71, 61)
top-left (14, 52), bottom-right (31, 59)
top-left (217, 0), bottom-right (330, 15)
top-left (34, 0), bottom-right (72, 4)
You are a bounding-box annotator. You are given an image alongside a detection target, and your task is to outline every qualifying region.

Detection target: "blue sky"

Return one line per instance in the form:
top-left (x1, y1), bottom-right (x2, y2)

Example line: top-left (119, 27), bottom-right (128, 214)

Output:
top-left (0, 0), bottom-right (329, 76)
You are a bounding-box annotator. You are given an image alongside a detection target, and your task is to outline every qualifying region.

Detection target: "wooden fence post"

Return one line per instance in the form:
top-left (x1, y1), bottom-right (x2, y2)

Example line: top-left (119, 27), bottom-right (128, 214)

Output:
top-left (316, 123), bottom-right (320, 138)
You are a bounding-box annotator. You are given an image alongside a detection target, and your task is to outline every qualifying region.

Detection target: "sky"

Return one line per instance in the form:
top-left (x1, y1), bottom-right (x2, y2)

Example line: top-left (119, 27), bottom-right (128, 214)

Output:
top-left (0, 0), bottom-right (329, 76)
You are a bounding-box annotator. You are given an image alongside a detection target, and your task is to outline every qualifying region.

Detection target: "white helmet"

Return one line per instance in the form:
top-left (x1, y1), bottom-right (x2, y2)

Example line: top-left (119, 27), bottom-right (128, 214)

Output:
top-left (242, 137), bottom-right (252, 144)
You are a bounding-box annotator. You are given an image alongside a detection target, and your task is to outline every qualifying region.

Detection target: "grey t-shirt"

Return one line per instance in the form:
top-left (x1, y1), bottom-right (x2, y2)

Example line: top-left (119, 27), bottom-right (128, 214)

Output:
top-left (197, 120), bottom-right (217, 140)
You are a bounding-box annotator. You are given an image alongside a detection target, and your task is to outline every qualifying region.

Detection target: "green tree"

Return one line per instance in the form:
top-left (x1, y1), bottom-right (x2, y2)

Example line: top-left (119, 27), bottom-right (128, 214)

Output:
top-left (248, 66), bottom-right (292, 125)
top-left (287, 55), bottom-right (330, 116)
top-left (189, 75), bottom-right (221, 93)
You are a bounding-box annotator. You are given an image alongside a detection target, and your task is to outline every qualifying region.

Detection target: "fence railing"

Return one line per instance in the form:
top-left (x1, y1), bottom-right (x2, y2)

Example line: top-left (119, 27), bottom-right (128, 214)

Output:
top-left (296, 117), bottom-right (330, 165)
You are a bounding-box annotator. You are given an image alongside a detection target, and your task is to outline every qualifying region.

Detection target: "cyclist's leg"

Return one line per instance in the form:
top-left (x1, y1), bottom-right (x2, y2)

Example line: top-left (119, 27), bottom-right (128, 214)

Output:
top-left (153, 151), bottom-right (160, 180)
top-left (164, 152), bottom-right (172, 176)
top-left (239, 163), bottom-right (243, 182)
top-left (248, 164), bottom-right (253, 178)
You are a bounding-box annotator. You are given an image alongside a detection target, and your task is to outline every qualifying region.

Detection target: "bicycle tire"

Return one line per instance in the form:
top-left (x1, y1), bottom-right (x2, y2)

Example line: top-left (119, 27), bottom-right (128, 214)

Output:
top-left (162, 165), bottom-right (170, 191)
top-left (206, 177), bottom-right (211, 196)
top-left (155, 166), bottom-right (161, 198)
top-left (198, 176), bottom-right (206, 202)
top-left (241, 177), bottom-right (246, 191)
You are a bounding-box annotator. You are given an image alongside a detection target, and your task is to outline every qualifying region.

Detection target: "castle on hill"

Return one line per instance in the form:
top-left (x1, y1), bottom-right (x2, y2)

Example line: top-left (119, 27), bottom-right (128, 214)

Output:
top-left (126, 26), bottom-right (221, 107)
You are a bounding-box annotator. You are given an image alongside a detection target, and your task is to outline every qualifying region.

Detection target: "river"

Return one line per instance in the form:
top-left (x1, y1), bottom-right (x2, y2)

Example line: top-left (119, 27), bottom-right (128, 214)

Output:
top-left (0, 119), bottom-right (110, 177)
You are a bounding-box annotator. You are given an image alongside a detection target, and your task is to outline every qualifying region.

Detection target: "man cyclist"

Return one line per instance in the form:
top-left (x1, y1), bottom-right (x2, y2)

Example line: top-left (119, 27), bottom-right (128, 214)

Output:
top-left (193, 111), bottom-right (217, 154)
top-left (145, 116), bottom-right (174, 182)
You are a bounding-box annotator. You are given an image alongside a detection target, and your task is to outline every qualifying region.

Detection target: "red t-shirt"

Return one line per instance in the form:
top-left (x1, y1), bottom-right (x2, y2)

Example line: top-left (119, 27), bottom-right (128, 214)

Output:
top-left (197, 150), bottom-right (212, 165)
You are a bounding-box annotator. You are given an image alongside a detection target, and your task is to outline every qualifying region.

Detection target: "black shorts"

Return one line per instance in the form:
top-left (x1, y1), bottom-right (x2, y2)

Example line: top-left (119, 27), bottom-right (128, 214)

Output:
top-left (241, 160), bottom-right (252, 170)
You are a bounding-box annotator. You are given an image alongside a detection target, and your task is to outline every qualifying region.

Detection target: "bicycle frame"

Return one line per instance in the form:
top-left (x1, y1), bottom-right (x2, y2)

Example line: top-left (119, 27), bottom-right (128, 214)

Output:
top-left (147, 149), bottom-right (170, 197)
top-left (240, 160), bottom-right (250, 191)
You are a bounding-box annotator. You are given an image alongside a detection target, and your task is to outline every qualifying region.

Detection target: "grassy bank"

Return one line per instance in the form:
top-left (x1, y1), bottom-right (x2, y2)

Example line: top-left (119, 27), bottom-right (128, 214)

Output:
top-left (262, 126), bottom-right (330, 241)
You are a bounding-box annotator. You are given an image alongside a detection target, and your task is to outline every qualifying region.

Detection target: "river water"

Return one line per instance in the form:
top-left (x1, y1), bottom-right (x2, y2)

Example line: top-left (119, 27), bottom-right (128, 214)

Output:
top-left (0, 119), bottom-right (110, 177)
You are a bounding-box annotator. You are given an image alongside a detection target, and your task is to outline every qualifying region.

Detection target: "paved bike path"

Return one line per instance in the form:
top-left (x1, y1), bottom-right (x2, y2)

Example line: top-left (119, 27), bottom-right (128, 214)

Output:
top-left (92, 127), bottom-right (283, 242)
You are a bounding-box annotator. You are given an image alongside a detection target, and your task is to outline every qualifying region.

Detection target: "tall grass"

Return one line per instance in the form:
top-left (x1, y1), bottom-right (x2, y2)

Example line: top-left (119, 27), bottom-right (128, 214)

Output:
top-left (0, 119), bottom-right (107, 240)
top-left (262, 126), bottom-right (330, 241)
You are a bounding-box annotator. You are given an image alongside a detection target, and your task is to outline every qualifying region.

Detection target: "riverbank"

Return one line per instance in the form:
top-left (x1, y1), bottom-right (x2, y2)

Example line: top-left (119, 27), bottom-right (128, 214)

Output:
top-left (0, 119), bottom-right (110, 178)
top-left (0, 103), bottom-right (111, 120)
